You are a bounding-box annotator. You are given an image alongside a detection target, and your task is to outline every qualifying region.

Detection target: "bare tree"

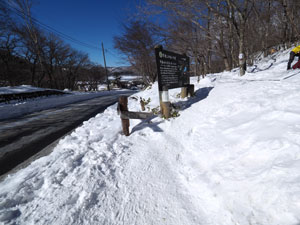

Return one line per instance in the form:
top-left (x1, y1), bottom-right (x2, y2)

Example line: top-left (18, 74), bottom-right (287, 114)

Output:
top-left (145, 0), bottom-right (261, 75)
top-left (16, 24), bottom-right (47, 86)
top-left (14, 0), bottom-right (49, 82)
top-left (81, 65), bottom-right (106, 91)
top-left (63, 50), bottom-right (89, 90)
top-left (114, 20), bottom-right (158, 85)
top-left (203, 0), bottom-right (255, 75)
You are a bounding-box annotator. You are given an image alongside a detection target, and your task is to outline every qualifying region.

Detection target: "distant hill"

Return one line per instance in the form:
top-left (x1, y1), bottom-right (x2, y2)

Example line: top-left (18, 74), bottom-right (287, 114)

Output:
top-left (107, 66), bottom-right (136, 75)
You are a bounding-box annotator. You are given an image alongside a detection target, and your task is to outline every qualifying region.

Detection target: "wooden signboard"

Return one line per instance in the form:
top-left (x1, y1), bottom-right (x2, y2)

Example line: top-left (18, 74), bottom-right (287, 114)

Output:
top-left (155, 46), bottom-right (190, 91)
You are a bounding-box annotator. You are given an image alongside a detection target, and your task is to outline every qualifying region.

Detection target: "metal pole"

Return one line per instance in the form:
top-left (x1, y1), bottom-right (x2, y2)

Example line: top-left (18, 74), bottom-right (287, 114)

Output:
top-left (102, 42), bottom-right (110, 91)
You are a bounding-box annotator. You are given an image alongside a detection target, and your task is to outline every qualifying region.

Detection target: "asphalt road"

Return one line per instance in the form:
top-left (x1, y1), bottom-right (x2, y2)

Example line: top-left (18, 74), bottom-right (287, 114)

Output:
top-left (0, 92), bottom-right (133, 176)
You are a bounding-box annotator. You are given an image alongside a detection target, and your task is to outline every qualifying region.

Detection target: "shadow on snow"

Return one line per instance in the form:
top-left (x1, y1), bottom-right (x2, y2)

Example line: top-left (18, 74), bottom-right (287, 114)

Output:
top-left (130, 87), bottom-right (214, 135)
top-left (173, 87), bottom-right (214, 111)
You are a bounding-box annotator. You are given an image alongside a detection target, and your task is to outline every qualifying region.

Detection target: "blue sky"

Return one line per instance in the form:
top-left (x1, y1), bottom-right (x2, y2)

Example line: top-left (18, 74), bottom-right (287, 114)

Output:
top-left (31, 0), bottom-right (142, 67)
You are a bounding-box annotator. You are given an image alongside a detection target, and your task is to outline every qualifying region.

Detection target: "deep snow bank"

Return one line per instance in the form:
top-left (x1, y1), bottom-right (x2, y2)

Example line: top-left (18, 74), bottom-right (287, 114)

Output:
top-left (0, 49), bottom-right (300, 225)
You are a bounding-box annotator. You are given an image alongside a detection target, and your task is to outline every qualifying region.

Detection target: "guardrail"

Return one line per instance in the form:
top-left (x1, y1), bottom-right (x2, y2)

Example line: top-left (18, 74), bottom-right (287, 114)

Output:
top-left (118, 96), bottom-right (153, 136)
top-left (0, 90), bottom-right (68, 104)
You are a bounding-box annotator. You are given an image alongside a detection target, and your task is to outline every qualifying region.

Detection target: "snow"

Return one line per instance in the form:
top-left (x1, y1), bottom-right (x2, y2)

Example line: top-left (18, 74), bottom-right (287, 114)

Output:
top-left (108, 74), bottom-right (142, 81)
top-left (1, 48), bottom-right (300, 224)
top-left (0, 88), bottom-right (129, 121)
top-left (0, 85), bottom-right (49, 95)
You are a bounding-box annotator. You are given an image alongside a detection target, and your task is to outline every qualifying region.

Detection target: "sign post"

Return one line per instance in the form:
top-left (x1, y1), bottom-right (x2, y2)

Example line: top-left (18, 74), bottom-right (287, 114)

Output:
top-left (155, 45), bottom-right (191, 118)
top-left (161, 86), bottom-right (170, 118)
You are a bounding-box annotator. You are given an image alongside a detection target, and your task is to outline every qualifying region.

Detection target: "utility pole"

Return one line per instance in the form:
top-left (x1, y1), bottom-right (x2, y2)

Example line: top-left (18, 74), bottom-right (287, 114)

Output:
top-left (101, 42), bottom-right (110, 91)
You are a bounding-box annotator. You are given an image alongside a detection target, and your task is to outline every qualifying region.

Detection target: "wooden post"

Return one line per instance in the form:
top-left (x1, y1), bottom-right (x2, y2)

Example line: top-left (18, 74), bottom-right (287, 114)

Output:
top-left (119, 96), bottom-right (130, 136)
top-left (188, 84), bottom-right (195, 97)
top-left (161, 86), bottom-right (170, 119)
top-left (181, 87), bottom-right (188, 98)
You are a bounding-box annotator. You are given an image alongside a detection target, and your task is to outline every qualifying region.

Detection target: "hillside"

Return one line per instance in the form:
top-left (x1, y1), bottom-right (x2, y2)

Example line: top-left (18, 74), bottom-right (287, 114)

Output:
top-left (0, 48), bottom-right (300, 225)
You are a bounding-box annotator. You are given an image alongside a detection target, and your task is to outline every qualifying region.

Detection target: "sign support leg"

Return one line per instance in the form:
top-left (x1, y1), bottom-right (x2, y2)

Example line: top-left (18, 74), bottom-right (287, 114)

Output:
top-left (161, 86), bottom-right (170, 119)
top-left (181, 87), bottom-right (188, 98)
top-left (188, 84), bottom-right (195, 97)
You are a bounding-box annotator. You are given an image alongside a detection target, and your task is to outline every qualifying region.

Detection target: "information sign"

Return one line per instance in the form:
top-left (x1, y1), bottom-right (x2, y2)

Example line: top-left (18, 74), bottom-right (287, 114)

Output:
top-left (155, 46), bottom-right (190, 91)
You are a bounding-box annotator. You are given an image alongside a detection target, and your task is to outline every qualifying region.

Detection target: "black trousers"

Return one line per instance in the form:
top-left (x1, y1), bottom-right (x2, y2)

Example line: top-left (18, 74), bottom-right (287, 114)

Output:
top-left (287, 51), bottom-right (300, 69)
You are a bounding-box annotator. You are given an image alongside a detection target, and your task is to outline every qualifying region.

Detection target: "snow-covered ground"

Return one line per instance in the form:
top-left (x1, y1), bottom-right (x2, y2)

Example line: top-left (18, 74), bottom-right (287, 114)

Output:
top-left (0, 87), bottom-right (128, 121)
top-left (0, 85), bottom-right (51, 95)
top-left (1, 49), bottom-right (300, 225)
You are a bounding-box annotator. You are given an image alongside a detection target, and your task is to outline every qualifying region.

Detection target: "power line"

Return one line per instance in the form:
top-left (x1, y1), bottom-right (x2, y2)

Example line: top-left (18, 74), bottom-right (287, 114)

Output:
top-left (6, 3), bottom-right (101, 51)
top-left (106, 48), bottom-right (121, 59)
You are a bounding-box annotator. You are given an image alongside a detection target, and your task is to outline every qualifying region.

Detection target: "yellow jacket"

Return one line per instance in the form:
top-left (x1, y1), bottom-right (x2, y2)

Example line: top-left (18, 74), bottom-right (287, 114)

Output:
top-left (292, 45), bottom-right (300, 54)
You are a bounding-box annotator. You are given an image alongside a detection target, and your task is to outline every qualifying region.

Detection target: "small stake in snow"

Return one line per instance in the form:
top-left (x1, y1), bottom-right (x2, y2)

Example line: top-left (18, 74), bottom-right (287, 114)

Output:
top-left (118, 96), bottom-right (153, 136)
top-left (140, 99), bottom-right (145, 111)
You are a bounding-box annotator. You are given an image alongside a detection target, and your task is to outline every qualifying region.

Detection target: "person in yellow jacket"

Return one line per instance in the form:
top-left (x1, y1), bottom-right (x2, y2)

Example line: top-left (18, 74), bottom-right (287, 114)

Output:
top-left (287, 45), bottom-right (300, 70)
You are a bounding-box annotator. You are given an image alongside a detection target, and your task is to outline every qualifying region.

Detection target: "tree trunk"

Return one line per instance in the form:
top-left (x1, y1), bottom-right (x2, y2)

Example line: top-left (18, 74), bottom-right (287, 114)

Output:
top-left (227, 3), bottom-right (235, 70)
top-left (219, 22), bottom-right (231, 71)
top-left (238, 34), bottom-right (246, 76)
